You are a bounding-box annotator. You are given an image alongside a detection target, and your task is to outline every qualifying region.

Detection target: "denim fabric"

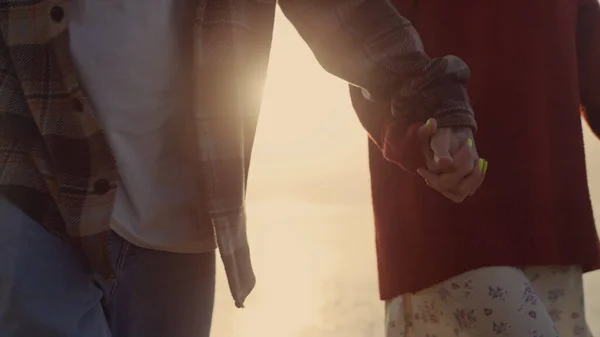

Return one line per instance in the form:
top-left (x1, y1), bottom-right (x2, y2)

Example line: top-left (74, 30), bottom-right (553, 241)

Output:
top-left (0, 197), bottom-right (216, 337)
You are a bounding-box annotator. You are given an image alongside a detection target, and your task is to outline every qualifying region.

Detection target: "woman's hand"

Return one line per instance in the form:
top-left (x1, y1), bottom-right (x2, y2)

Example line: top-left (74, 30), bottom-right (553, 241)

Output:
top-left (415, 118), bottom-right (488, 202)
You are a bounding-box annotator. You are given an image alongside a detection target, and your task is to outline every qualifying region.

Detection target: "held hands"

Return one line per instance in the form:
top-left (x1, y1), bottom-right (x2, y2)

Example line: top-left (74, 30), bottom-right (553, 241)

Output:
top-left (415, 118), bottom-right (488, 203)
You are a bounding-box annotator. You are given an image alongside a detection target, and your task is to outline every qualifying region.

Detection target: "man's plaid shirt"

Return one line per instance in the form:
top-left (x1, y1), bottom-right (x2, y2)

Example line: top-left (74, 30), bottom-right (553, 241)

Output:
top-left (0, 0), bottom-right (475, 307)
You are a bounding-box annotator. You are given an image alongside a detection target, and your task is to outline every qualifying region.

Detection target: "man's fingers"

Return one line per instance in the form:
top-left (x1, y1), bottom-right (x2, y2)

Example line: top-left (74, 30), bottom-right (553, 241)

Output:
top-left (418, 119), bottom-right (445, 173)
top-left (430, 128), bottom-right (453, 168)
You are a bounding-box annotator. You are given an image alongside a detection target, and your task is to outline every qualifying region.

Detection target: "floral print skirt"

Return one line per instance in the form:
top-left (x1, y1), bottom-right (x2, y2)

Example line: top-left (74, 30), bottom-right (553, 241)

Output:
top-left (385, 266), bottom-right (592, 337)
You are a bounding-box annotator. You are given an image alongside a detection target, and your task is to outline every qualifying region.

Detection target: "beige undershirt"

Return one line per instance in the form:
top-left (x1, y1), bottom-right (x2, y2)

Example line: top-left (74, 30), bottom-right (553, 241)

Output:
top-left (69, 0), bottom-right (215, 253)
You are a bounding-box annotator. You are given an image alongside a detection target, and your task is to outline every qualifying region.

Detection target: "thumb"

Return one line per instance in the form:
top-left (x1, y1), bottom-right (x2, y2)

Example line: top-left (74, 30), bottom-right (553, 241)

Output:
top-left (417, 118), bottom-right (437, 145)
top-left (430, 128), bottom-right (454, 168)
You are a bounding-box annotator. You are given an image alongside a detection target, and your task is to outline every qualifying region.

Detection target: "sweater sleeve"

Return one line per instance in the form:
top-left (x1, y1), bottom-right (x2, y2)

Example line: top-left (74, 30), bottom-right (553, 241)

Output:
top-left (279, 0), bottom-right (476, 171)
top-left (577, 0), bottom-right (600, 138)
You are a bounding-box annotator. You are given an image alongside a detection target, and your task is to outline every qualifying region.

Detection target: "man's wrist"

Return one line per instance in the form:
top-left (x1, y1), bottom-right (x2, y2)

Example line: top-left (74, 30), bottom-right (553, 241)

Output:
top-left (435, 111), bottom-right (477, 133)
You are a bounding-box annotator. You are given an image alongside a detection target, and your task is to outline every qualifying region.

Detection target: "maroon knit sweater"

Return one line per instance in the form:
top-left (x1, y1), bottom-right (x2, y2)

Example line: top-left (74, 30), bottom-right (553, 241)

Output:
top-left (352, 0), bottom-right (600, 300)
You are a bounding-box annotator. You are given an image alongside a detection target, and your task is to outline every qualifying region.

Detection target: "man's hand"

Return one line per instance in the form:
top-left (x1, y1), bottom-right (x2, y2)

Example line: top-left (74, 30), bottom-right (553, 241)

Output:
top-left (415, 118), bottom-right (488, 202)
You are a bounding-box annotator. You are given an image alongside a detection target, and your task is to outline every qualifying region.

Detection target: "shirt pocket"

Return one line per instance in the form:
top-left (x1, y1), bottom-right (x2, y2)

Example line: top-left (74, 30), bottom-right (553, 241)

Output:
top-left (0, 0), bottom-right (70, 46)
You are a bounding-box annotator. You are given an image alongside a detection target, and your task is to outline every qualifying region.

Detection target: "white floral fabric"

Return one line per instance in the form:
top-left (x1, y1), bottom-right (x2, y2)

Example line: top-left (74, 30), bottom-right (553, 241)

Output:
top-left (385, 266), bottom-right (592, 337)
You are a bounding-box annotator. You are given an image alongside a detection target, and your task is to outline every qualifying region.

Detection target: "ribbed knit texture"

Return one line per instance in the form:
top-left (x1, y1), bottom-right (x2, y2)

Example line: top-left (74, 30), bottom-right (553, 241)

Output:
top-left (353, 0), bottom-right (600, 300)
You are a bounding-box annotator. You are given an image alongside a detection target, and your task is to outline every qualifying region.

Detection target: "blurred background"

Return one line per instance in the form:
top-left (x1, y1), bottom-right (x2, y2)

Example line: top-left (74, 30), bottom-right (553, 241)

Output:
top-left (210, 9), bottom-right (600, 337)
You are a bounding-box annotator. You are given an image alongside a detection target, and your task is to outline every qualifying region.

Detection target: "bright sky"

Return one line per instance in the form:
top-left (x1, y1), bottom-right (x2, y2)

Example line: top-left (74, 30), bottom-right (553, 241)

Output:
top-left (247, 18), bottom-right (370, 208)
top-left (211, 9), bottom-right (600, 337)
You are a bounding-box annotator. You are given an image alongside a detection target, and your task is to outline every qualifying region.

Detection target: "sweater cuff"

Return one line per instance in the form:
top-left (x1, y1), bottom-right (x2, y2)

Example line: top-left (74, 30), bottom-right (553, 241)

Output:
top-left (435, 109), bottom-right (478, 132)
top-left (390, 69), bottom-right (478, 133)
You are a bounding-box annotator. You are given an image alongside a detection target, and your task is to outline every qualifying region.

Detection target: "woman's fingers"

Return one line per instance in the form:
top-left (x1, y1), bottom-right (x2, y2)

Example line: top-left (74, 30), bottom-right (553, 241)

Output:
top-left (416, 122), bottom-right (487, 202)
top-left (418, 119), bottom-right (443, 173)
top-left (417, 118), bottom-right (438, 144)
top-left (451, 158), bottom-right (487, 197)
top-left (421, 176), bottom-right (468, 203)
top-left (421, 139), bottom-right (475, 190)
top-left (429, 128), bottom-right (454, 168)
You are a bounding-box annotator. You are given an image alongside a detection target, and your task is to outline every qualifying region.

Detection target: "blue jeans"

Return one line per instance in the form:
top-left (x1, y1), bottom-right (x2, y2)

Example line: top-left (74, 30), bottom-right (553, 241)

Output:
top-left (0, 197), bottom-right (216, 337)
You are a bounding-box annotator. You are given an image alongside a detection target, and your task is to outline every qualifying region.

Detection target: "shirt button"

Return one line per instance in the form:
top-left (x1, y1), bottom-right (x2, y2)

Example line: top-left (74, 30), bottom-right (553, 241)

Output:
top-left (72, 98), bottom-right (84, 112)
top-left (50, 6), bottom-right (64, 23)
top-left (93, 179), bottom-right (110, 195)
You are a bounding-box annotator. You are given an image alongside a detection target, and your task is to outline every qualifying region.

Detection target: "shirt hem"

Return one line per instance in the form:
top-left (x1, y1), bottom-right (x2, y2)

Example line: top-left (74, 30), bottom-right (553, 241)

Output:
top-left (110, 218), bottom-right (217, 254)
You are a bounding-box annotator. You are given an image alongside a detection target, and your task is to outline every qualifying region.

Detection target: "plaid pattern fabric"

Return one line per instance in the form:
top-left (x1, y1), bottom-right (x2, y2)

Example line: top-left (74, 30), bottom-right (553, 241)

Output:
top-left (0, 0), bottom-right (475, 308)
